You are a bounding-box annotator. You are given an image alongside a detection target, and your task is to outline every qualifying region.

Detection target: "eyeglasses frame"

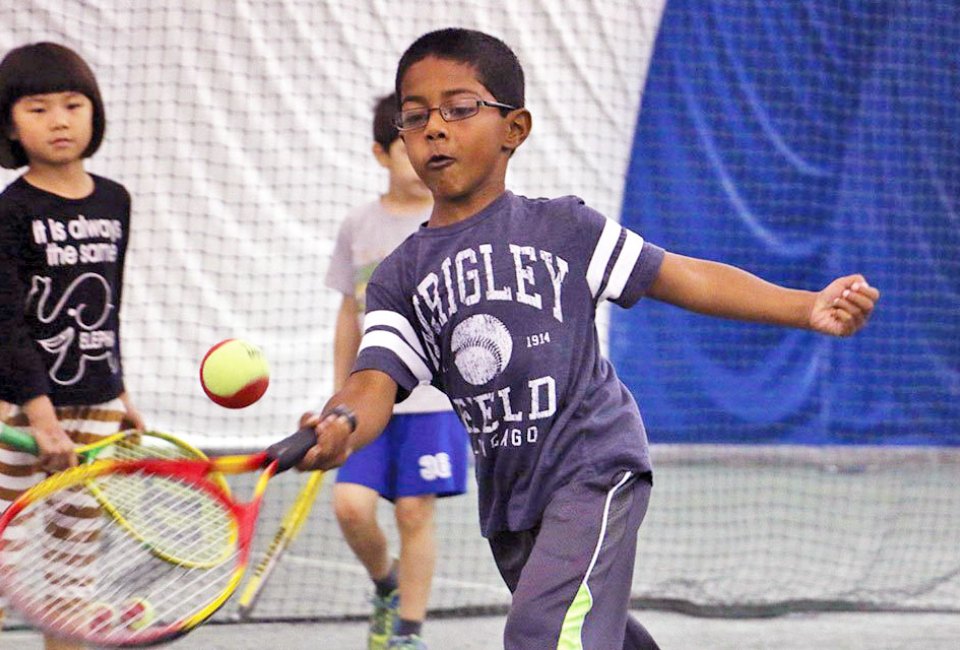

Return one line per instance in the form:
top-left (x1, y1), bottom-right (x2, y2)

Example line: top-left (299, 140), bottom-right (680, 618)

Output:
top-left (394, 98), bottom-right (518, 132)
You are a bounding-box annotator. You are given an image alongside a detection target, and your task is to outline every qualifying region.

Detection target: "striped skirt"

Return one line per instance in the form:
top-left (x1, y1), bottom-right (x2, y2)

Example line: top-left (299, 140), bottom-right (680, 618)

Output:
top-left (0, 398), bottom-right (126, 621)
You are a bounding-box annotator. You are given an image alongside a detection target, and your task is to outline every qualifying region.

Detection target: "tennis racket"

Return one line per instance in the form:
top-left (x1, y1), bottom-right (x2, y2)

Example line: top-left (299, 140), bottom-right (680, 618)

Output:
top-left (236, 469), bottom-right (325, 619)
top-left (0, 423), bottom-right (224, 468)
top-left (0, 423), bottom-right (230, 568)
top-left (0, 425), bottom-right (318, 647)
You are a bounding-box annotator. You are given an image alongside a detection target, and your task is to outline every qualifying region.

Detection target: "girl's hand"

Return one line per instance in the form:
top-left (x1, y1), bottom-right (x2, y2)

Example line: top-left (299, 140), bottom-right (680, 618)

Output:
top-left (33, 420), bottom-right (77, 473)
top-left (121, 405), bottom-right (146, 431)
top-left (23, 395), bottom-right (77, 472)
top-left (809, 274), bottom-right (880, 337)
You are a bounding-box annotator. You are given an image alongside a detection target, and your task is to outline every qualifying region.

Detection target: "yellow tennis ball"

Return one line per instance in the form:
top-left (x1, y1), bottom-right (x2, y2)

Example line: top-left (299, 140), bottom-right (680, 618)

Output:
top-left (119, 597), bottom-right (155, 631)
top-left (200, 338), bottom-right (270, 409)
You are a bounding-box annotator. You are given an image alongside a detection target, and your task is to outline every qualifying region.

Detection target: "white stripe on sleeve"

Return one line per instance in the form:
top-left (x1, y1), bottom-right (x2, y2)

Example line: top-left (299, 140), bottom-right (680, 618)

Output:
top-left (600, 230), bottom-right (645, 302)
top-left (358, 330), bottom-right (433, 383)
top-left (363, 310), bottom-right (428, 360)
top-left (586, 219), bottom-right (622, 299)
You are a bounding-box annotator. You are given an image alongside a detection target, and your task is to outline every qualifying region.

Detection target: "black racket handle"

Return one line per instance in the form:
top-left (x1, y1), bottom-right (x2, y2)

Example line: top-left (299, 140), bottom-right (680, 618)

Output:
top-left (265, 426), bottom-right (317, 472)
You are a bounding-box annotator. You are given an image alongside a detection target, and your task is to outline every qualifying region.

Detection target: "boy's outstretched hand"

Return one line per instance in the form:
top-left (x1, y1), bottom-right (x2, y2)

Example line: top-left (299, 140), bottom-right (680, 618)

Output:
top-left (809, 274), bottom-right (880, 337)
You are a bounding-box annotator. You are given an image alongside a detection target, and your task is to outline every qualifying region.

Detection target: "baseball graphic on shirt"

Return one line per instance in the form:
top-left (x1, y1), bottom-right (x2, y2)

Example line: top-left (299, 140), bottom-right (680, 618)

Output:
top-left (451, 314), bottom-right (513, 386)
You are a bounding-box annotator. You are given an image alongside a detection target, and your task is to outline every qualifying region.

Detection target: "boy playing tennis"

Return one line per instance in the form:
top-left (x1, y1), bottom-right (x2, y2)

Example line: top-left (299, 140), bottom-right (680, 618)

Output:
top-left (0, 42), bottom-right (144, 650)
top-left (299, 28), bottom-right (880, 649)
top-left (325, 93), bottom-right (469, 650)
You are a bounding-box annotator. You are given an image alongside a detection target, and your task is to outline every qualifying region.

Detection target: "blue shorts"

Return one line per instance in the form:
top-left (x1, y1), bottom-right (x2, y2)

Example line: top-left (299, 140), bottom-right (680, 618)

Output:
top-left (335, 411), bottom-right (469, 501)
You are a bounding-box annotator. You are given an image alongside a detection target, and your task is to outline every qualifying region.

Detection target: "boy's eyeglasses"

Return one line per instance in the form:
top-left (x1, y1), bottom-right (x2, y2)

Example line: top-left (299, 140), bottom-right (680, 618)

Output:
top-left (394, 98), bottom-right (517, 132)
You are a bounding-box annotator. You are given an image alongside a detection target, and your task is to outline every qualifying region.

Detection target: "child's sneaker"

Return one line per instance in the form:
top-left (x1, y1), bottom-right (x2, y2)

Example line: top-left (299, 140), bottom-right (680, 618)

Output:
top-left (367, 589), bottom-right (399, 650)
top-left (387, 634), bottom-right (427, 650)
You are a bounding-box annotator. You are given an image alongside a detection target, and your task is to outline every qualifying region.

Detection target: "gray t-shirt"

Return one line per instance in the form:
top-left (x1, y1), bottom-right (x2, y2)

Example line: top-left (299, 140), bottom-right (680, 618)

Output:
top-left (325, 199), bottom-right (451, 414)
top-left (354, 191), bottom-right (665, 536)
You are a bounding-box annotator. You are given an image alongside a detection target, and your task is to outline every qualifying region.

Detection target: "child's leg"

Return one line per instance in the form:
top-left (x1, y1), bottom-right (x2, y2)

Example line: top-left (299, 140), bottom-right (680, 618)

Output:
top-left (1, 438), bottom-right (71, 649)
top-left (0, 411), bottom-right (44, 636)
top-left (390, 411), bottom-right (469, 640)
top-left (44, 636), bottom-right (86, 650)
top-left (1, 400), bottom-right (125, 650)
top-left (394, 494), bottom-right (437, 623)
top-left (333, 426), bottom-right (396, 580)
top-left (489, 471), bottom-right (655, 650)
top-left (47, 402), bottom-right (126, 650)
top-left (333, 482), bottom-right (393, 580)
top-left (333, 432), bottom-right (397, 649)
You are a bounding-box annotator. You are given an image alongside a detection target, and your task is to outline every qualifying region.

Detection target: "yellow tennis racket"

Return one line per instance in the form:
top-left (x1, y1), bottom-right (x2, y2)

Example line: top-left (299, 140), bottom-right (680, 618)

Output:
top-left (0, 425), bottom-right (319, 647)
top-left (236, 469), bottom-right (324, 619)
top-left (0, 423), bottom-right (230, 567)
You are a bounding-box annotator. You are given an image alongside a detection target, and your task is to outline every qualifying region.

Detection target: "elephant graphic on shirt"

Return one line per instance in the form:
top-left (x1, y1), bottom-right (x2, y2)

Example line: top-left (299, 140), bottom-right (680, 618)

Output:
top-left (26, 273), bottom-right (118, 386)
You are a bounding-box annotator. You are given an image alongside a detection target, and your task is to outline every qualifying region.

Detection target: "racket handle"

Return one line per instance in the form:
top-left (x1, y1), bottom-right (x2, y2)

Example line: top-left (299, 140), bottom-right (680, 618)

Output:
top-left (265, 426), bottom-right (317, 472)
top-left (0, 423), bottom-right (39, 454)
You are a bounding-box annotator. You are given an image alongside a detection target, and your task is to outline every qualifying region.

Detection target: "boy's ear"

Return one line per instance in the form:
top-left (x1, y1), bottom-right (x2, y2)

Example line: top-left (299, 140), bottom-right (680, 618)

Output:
top-left (503, 108), bottom-right (532, 154)
top-left (372, 141), bottom-right (391, 168)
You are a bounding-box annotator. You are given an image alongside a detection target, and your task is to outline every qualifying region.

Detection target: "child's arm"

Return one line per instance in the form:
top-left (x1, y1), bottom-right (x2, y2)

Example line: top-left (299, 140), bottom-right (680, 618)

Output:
top-left (118, 391), bottom-right (146, 431)
top-left (332, 295), bottom-right (362, 390)
top-left (21, 395), bottom-right (77, 471)
top-left (647, 252), bottom-right (879, 337)
top-left (296, 369), bottom-right (398, 471)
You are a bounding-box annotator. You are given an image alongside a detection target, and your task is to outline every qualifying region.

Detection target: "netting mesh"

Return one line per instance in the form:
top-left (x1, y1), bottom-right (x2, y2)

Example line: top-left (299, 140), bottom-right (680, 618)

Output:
top-left (2, 0), bottom-right (957, 627)
top-left (2, 0), bottom-right (658, 447)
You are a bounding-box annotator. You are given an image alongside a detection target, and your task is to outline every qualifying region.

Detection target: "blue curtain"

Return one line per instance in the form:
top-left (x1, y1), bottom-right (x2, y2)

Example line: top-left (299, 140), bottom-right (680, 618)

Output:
top-left (612, 1), bottom-right (959, 444)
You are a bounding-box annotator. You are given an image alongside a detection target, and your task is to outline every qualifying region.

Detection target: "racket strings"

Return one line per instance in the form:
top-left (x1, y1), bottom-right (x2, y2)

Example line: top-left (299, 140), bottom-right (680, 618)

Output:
top-left (97, 474), bottom-right (234, 563)
top-left (85, 433), bottom-right (234, 567)
top-left (37, 487), bottom-right (102, 597)
top-left (0, 469), bottom-right (241, 645)
top-left (107, 436), bottom-right (191, 461)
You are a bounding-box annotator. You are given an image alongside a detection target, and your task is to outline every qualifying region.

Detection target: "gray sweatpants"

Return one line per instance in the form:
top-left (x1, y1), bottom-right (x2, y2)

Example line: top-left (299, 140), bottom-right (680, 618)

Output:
top-left (489, 470), bottom-right (659, 650)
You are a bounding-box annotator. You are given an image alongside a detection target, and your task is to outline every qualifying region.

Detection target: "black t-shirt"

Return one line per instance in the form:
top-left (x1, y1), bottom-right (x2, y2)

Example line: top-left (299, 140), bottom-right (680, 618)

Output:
top-left (0, 174), bottom-right (130, 406)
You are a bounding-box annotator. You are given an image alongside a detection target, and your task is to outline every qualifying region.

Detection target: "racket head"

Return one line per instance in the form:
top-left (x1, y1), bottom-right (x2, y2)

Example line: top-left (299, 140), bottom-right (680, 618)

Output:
top-left (82, 430), bottom-right (232, 567)
top-left (0, 456), bottom-right (268, 647)
top-left (79, 429), bottom-right (231, 488)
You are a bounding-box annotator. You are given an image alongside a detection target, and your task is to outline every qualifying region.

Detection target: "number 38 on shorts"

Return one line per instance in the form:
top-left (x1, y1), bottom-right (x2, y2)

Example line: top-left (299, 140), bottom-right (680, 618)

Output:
top-left (418, 452), bottom-right (452, 480)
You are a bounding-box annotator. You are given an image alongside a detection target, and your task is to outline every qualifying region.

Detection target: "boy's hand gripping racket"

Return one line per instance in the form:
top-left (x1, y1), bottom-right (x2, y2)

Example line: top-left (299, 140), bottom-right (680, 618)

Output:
top-left (0, 425), bottom-right (320, 647)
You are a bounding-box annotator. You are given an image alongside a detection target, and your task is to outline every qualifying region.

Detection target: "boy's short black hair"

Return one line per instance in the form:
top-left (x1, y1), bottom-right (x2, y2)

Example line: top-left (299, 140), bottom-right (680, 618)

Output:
top-left (372, 93), bottom-right (399, 151)
top-left (395, 28), bottom-right (524, 111)
top-left (0, 42), bottom-right (106, 169)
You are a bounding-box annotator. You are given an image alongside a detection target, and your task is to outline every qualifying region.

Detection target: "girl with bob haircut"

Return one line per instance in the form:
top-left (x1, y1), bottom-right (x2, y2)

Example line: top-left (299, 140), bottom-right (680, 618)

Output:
top-left (0, 42), bottom-right (145, 650)
top-left (0, 42), bottom-right (106, 169)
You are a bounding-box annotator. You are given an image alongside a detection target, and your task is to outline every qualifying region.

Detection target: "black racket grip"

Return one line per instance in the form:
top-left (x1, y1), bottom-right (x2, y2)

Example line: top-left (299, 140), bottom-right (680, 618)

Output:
top-left (265, 426), bottom-right (317, 472)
